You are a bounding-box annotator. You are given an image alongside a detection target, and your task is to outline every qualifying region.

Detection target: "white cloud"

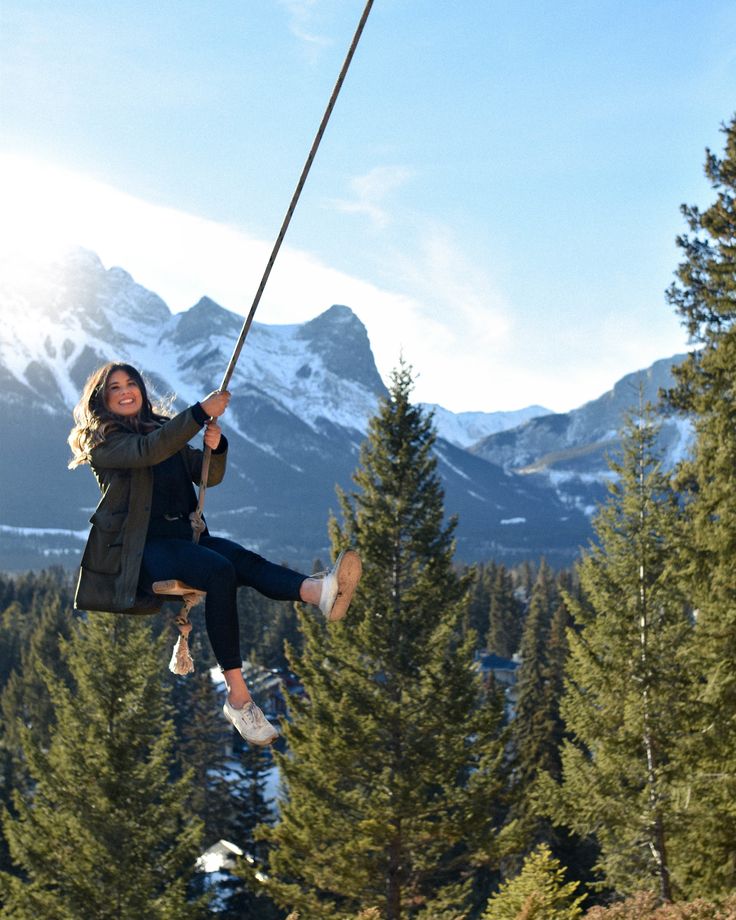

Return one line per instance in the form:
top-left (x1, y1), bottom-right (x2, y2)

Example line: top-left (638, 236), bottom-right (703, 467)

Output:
top-left (389, 221), bottom-right (512, 352)
top-left (1, 152), bottom-right (659, 415)
top-left (328, 165), bottom-right (414, 228)
top-left (276, 0), bottom-right (330, 48)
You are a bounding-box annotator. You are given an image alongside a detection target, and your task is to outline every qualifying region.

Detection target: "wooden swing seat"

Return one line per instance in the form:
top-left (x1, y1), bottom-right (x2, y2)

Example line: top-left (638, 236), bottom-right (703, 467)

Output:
top-left (152, 579), bottom-right (206, 605)
top-left (152, 580), bottom-right (206, 631)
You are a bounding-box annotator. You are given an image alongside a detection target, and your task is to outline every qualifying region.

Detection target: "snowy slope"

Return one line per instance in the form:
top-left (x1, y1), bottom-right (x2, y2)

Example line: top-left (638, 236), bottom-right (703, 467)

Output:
top-left (422, 403), bottom-right (552, 449)
top-left (472, 354), bottom-right (694, 516)
top-left (0, 246), bottom-right (598, 570)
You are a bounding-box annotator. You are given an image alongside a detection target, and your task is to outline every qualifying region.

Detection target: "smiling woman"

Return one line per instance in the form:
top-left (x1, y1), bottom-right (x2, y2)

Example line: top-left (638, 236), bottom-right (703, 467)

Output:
top-left (105, 370), bottom-right (144, 416)
top-left (67, 360), bottom-right (362, 748)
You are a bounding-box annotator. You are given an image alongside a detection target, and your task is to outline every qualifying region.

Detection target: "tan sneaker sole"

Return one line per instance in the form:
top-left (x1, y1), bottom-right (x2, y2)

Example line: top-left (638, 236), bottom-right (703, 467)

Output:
top-left (327, 549), bottom-right (362, 622)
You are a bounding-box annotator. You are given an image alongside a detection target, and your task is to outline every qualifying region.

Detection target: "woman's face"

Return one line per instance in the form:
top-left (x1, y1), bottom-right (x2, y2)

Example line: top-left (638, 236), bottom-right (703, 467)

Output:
top-left (104, 369), bottom-right (143, 418)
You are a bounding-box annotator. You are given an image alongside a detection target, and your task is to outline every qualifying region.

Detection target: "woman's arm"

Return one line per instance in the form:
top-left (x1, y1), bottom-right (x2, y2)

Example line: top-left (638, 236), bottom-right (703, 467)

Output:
top-left (90, 391), bottom-right (230, 471)
top-left (90, 406), bottom-right (204, 469)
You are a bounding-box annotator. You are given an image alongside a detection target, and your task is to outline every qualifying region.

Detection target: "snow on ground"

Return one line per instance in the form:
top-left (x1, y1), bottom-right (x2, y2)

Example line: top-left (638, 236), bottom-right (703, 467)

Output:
top-left (0, 524), bottom-right (88, 540)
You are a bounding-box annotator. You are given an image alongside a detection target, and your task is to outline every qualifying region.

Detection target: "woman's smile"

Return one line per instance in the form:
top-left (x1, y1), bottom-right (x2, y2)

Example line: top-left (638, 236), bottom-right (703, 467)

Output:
top-left (105, 369), bottom-right (143, 417)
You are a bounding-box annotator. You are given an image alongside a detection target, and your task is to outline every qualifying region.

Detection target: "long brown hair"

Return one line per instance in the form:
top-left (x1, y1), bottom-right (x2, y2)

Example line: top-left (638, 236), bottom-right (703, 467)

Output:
top-left (67, 362), bottom-right (168, 468)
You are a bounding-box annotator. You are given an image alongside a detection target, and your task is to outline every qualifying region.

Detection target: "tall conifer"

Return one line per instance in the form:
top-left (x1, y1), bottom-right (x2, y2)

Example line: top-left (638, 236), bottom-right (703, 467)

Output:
top-left (664, 115), bottom-right (736, 895)
top-left (259, 363), bottom-right (509, 919)
top-left (508, 561), bottom-right (577, 871)
top-left (487, 564), bottom-right (523, 659)
top-left (0, 614), bottom-right (205, 919)
top-left (547, 409), bottom-right (692, 900)
top-left (225, 737), bottom-right (282, 919)
top-left (0, 579), bottom-right (76, 877)
top-left (467, 561), bottom-right (495, 645)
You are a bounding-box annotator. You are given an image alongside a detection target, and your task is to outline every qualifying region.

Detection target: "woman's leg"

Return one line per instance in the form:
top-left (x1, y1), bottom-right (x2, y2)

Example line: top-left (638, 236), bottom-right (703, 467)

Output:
top-left (199, 536), bottom-right (360, 615)
top-left (141, 538), bottom-right (245, 688)
top-left (198, 535), bottom-right (312, 600)
top-left (141, 538), bottom-right (279, 743)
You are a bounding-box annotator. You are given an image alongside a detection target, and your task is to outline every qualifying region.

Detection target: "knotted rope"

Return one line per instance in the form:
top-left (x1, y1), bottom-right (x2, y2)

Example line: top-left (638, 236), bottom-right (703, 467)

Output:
top-left (191, 0), bottom-right (375, 544)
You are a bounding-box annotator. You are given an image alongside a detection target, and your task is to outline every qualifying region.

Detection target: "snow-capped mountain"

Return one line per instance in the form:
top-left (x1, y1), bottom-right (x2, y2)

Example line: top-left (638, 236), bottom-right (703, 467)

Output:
top-left (0, 247), bottom-right (383, 429)
top-left (0, 247), bottom-right (592, 571)
top-left (471, 355), bottom-right (693, 515)
top-left (420, 404), bottom-right (551, 449)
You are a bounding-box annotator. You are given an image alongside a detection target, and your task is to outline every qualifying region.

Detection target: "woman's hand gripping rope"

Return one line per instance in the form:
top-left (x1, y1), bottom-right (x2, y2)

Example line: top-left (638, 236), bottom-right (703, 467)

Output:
top-left (200, 389), bottom-right (230, 419)
top-left (190, 389), bottom-right (230, 541)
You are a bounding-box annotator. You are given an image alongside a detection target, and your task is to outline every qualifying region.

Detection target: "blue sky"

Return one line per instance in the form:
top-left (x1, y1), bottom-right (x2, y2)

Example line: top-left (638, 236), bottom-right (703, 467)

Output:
top-left (1, 0), bottom-right (734, 412)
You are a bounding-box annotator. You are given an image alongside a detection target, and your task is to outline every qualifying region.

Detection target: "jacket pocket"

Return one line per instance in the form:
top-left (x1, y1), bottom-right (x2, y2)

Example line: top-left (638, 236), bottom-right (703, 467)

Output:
top-left (82, 509), bottom-right (127, 575)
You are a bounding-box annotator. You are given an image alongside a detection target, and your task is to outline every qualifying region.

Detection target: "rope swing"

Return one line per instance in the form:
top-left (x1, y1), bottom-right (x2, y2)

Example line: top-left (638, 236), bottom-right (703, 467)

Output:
top-left (190, 0), bottom-right (376, 541)
top-left (165, 1), bottom-right (375, 673)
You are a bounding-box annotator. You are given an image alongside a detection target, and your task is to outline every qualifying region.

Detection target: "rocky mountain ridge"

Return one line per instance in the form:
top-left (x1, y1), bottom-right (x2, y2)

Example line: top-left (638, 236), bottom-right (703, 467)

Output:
top-left (0, 247), bottom-right (688, 572)
top-left (471, 355), bottom-right (693, 514)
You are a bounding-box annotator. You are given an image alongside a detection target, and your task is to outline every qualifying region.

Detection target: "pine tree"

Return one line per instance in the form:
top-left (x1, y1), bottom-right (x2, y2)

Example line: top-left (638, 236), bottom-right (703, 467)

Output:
top-left (165, 622), bottom-right (282, 917)
top-left (0, 569), bottom-right (74, 691)
top-left (0, 580), bottom-right (76, 876)
top-left (511, 561), bottom-right (559, 793)
top-left (238, 589), bottom-right (303, 669)
top-left (487, 564), bottom-right (523, 659)
top-left (168, 631), bottom-right (232, 847)
top-left (259, 362), bottom-right (509, 920)
top-left (507, 560), bottom-right (576, 876)
top-left (546, 409), bottom-right (692, 900)
top-left (224, 732), bottom-right (282, 919)
top-left (481, 844), bottom-right (586, 920)
top-left (468, 561), bottom-right (495, 643)
top-left (664, 115), bottom-right (736, 896)
top-left (0, 614), bottom-right (206, 919)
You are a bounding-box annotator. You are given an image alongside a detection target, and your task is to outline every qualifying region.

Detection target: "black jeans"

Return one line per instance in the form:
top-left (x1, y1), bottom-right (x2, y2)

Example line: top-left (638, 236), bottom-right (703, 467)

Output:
top-left (141, 535), bottom-right (307, 671)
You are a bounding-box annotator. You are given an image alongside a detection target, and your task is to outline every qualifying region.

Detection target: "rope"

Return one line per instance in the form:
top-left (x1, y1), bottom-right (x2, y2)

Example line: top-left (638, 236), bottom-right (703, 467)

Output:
top-left (192, 0), bottom-right (375, 543)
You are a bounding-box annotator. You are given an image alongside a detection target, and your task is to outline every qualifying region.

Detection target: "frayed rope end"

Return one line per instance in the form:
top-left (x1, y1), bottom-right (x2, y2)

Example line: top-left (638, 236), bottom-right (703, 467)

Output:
top-left (169, 634), bottom-right (195, 675)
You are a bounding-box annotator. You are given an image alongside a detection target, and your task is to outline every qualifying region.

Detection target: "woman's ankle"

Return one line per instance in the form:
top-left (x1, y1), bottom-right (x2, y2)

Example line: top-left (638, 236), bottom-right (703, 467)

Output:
top-left (227, 693), bottom-right (251, 709)
top-left (223, 667), bottom-right (251, 709)
top-left (299, 576), bottom-right (322, 606)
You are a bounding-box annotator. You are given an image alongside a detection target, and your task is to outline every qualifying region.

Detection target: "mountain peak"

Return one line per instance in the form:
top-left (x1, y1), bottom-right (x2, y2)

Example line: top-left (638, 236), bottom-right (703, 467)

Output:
top-left (298, 305), bottom-right (387, 396)
top-left (190, 295), bottom-right (226, 314)
top-left (171, 296), bottom-right (242, 348)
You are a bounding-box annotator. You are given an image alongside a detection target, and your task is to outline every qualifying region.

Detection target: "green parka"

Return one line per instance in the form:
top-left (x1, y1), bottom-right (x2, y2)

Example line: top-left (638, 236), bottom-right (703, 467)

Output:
top-left (74, 406), bottom-right (227, 615)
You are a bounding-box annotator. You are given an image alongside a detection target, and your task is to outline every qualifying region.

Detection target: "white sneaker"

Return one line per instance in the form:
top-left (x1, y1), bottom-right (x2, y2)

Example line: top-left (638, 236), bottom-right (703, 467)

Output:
top-left (318, 549), bottom-right (362, 622)
top-left (223, 699), bottom-right (279, 746)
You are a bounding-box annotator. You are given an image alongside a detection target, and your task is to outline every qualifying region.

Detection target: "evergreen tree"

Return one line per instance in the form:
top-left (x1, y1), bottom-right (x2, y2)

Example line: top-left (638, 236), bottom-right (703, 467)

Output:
top-left (514, 560), bottom-right (537, 607)
top-left (664, 115), bottom-right (736, 896)
top-left (0, 614), bottom-right (206, 919)
top-left (481, 844), bottom-right (586, 920)
top-left (166, 613), bottom-right (283, 917)
top-left (0, 580), bottom-right (76, 876)
top-left (260, 362), bottom-right (509, 919)
top-left (511, 561), bottom-right (559, 797)
top-left (168, 631), bottom-right (232, 848)
top-left (468, 561), bottom-right (495, 644)
top-left (0, 601), bottom-right (27, 693)
top-left (546, 409), bottom-right (692, 900)
top-left (238, 588), bottom-right (303, 669)
top-left (507, 560), bottom-right (584, 881)
top-left (225, 744), bottom-right (283, 920)
top-left (0, 569), bottom-right (74, 691)
top-left (487, 564), bottom-right (523, 659)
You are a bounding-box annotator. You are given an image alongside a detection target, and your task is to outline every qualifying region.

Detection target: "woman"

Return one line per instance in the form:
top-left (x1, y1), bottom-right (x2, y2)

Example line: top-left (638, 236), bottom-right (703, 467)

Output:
top-left (68, 361), bottom-right (361, 746)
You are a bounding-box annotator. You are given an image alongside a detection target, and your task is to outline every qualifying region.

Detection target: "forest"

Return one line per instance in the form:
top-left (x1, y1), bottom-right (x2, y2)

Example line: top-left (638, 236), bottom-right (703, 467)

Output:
top-left (0, 120), bottom-right (735, 919)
